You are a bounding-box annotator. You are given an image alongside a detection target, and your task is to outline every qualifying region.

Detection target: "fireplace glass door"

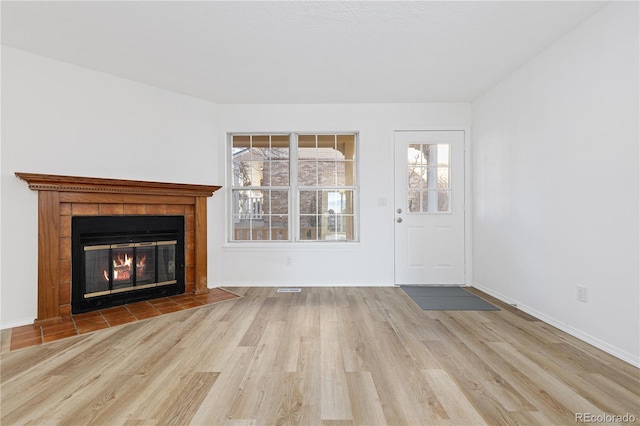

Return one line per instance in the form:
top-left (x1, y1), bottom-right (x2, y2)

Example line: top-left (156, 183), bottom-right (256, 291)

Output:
top-left (133, 243), bottom-right (155, 287)
top-left (157, 241), bottom-right (176, 283)
top-left (83, 241), bottom-right (176, 298)
top-left (84, 245), bottom-right (111, 296)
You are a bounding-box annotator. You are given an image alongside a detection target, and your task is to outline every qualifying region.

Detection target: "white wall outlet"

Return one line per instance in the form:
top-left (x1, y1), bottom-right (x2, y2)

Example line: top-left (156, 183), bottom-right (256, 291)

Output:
top-left (576, 286), bottom-right (587, 303)
top-left (286, 256), bottom-right (292, 266)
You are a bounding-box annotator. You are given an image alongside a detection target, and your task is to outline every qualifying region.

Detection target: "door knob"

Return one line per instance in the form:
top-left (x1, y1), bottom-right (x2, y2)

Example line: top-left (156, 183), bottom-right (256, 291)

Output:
top-left (397, 208), bottom-right (402, 214)
top-left (396, 217), bottom-right (403, 223)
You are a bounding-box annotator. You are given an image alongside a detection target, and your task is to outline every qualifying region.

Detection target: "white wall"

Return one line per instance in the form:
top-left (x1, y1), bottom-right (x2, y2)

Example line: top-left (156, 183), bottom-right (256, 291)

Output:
top-left (0, 46), bottom-right (472, 328)
top-left (472, 2), bottom-right (639, 366)
top-left (0, 47), bottom-right (222, 328)
top-left (214, 104), bottom-right (471, 287)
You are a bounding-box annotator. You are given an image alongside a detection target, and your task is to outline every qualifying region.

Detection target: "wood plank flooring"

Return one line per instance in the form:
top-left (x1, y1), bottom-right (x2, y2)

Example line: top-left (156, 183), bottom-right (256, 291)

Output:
top-left (3, 289), bottom-right (240, 352)
top-left (1, 287), bottom-right (638, 425)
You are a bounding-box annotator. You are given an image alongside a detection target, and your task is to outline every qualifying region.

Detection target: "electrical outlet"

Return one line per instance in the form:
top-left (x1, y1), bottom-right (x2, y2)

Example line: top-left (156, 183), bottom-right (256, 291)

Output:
top-left (286, 256), bottom-right (292, 266)
top-left (576, 286), bottom-right (587, 303)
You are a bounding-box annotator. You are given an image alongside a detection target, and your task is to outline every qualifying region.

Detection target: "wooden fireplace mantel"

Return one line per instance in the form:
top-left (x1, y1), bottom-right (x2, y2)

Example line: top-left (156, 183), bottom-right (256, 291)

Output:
top-left (16, 172), bottom-right (221, 325)
top-left (15, 172), bottom-right (220, 197)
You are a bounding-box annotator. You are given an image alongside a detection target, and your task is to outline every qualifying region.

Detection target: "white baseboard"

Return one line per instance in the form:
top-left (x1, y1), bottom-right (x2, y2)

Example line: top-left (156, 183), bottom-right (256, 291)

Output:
top-left (220, 282), bottom-right (393, 288)
top-left (1, 317), bottom-right (35, 331)
top-left (472, 282), bottom-right (640, 368)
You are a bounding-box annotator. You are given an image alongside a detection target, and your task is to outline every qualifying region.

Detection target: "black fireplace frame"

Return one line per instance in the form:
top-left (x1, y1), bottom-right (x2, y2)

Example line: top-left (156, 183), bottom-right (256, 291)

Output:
top-left (71, 215), bottom-right (185, 314)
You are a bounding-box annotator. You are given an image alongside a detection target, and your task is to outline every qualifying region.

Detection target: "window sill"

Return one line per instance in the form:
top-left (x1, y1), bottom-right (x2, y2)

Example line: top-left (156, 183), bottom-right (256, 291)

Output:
top-left (222, 241), bottom-right (362, 252)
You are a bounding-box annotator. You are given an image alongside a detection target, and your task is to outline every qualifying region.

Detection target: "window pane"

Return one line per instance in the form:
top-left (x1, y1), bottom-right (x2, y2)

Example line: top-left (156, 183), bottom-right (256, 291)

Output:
top-left (252, 135), bottom-right (269, 148)
top-left (271, 135), bottom-right (289, 149)
top-left (337, 135), bottom-right (355, 161)
top-left (318, 161), bottom-right (336, 186)
top-left (299, 216), bottom-right (317, 240)
top-left (420, 190), bottom-right (447, 213)
top-left (318, 214), bottom-right (335, 240)
top-left (232, 147), bottom-right (246, 157)
top-left (268, 190), bottom-right (289, 215)
top-left (438, 190), bottom-right (450, 212)
top-left (299, 191), bottom-right (318, 214)
top-left (270, 215), bottom-right (288, 229)
top-left (437, 167), bottom-right (449, 189)
top-left (231, 160), bottom-right (244, 186)
top-left (232, 215), bottom-right (250, 241)
top-left (408, 190), bottom-right (420, 212)
top-left (320, 190), bottom-right (353, 214)
top-left (423, 190), bottom-right (432, 213)
top-left (270, 147), bottom-right (289, 160)
top-left (317, 214), bottom-right (354, 241)
top-left (232, 189), bottom-right (264, 218)
top-left (233, 161), bottom-right (262, 186)
top-left (266, 160), bottom-right (289, 186)
top-left (298, 134), bottom-right (316, 148)
top-left (319, 190), bottom-right (336, 214)
top-left (317, 146), bottom-right (336, 161)
top-left (437, 144), bottom-right (450, 166)
top-left (408, 144), bottom-right (424, 167)
top-left (342, 191), bottom-right (354, 214)
top-left (298, 161), bottom-right (318, 186)
top-left (317, 134), bottom-right (336, 149)
top-left (271, 219), bottom-right (288, 241)
top-left (254, 227), bottom-right (267, 240)
top-left (340, 160), bottom-right (356, 186)
top-left (327, 215), bottom-right (353, 240)
top-left (408, 166), bottom-right (427, 188)
top-left (424, 145), bottom-right (434, 165)
top-left (249, 147), bottom-right (268, 161)
top-left (232, 135), bottom-right (250, 147)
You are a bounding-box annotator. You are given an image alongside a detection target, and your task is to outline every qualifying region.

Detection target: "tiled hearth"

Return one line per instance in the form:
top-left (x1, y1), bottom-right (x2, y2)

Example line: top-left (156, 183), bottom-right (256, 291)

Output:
top-left (2, 288), bottom-right (239, 353)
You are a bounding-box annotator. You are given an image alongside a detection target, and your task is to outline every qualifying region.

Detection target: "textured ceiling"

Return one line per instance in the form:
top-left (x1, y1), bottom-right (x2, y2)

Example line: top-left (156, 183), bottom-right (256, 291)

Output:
top-left (1, 1), bottom-right (608, 104)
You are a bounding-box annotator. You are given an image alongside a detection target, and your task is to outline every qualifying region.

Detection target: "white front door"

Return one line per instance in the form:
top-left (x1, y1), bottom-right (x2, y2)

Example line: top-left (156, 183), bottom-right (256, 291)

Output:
top-left (394, 130), bottom-right (465, 285)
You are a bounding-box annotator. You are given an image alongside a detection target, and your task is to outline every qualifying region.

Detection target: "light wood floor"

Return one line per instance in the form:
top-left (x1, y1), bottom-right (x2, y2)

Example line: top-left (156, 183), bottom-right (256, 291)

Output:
top-left (1, 287), bottom-right (638, 425)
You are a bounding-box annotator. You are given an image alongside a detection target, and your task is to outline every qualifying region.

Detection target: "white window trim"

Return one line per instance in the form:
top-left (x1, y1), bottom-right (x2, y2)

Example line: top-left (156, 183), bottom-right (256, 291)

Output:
top-left (225, 131), bottom-right (360, 246)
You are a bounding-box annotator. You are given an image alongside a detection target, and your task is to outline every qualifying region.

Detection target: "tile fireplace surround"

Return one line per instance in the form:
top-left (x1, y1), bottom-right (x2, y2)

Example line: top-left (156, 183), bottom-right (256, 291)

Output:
top-left (15, 172), bottom-right (221, 326)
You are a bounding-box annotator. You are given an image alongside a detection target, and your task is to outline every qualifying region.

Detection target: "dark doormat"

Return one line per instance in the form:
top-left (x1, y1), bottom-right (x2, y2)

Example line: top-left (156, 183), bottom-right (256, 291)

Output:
top-left (401, 286), bottom-right (500, 311)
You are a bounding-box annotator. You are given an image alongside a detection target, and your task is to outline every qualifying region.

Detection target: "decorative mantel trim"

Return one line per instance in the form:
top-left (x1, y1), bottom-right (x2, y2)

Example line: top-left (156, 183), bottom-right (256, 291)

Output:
top-left (15, 172), bottom-right (220, 197)
top-left (15, 172), bottom-right (221, 326)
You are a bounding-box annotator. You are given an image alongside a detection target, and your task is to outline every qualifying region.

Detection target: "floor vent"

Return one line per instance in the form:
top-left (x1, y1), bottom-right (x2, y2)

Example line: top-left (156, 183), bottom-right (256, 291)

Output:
top-left (277, 288), bottom-right (302, 293)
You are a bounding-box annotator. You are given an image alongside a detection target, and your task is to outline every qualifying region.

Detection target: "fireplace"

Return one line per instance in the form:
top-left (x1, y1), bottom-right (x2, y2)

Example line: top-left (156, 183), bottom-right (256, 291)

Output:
top-left (15, 172), bottom-right (221, 325)
top-left (72, 215), bottom-right (185, 314)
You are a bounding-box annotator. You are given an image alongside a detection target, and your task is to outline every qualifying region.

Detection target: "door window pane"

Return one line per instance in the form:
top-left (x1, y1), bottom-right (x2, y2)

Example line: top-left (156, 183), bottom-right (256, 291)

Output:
top-left (437, 168), bottom-right (449, 189)
top-left (438, 190), bottom-right (451, 213)
top-left (406, 143), bottom-right (452, 214)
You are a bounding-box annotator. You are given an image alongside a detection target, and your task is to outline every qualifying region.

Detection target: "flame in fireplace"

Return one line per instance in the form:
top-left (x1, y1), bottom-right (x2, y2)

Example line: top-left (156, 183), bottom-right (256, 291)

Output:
top-left (113, 253), bottom-right (133, 281)
top-left (137, 255), bottom-right (147, 276)
top-left (103, 254), bottom-right (147, 281)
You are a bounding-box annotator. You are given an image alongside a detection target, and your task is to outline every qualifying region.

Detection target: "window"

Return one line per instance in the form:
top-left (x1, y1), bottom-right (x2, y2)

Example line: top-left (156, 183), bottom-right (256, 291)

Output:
top-left (407, 143), bottom-right (450, 213)
top-left (230, 133), bottom-right (358, 242)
